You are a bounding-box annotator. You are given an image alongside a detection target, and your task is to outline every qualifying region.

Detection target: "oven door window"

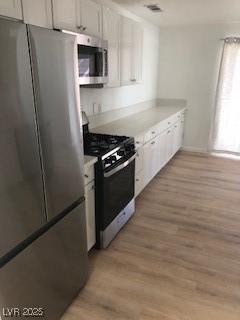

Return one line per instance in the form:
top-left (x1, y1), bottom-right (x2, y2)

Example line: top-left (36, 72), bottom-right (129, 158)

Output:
top-left (102, 160), bottom-right (135, 229)
top-left (78, 45), bottom-right (103, 77)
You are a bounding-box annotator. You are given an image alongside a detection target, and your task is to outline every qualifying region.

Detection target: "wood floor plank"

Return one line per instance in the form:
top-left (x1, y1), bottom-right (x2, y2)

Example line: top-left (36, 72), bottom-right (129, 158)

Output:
top-left (62, 151), bottom-right (240, 320)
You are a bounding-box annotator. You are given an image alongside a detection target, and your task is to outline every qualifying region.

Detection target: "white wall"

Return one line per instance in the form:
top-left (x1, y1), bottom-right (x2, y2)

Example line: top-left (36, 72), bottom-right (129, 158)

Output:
top-left (80, 22), bottom-right (160, 115)
top-left (158, 23), bottom-right (240, 152)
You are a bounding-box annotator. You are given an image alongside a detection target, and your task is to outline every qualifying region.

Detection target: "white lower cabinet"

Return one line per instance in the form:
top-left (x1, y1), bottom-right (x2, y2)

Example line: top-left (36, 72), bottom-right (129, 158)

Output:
top-left (135, 170), bottom-right (144, 197)
top-left (135, 112), bottom-right (185, 197)
top-left (85, 179), bottom-right (96, 251)
top-left (84, 163), bottom-right (96, 251)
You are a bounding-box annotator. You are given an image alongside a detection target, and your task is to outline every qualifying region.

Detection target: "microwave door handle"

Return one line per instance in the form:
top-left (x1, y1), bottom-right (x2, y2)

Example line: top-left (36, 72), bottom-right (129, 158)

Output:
top-left (103, 49), bottom-right (107, 77)
top-left (104, 154), bottom-right (136, 178)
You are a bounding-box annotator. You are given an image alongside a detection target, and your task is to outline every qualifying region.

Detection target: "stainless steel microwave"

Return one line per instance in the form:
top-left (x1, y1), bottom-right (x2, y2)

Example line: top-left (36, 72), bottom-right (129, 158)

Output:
top-left (76, 34), bottom-right (108, 86)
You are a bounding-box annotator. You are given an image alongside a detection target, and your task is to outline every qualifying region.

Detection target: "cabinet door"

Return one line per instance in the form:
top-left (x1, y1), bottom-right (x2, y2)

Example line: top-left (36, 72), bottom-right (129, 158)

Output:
top-left (103, 7), bottom-right (120, 87)
top-left (22, 0), bottom-right (52, 28)
top-left (157, 130), bottom-right (168, 169)
top-left (143, 141), bottom-right (151, 186)
top-left (166, 127), bottom-right (175, 161)
top-left (120, 17), bottom-right (143, 86)
top-left (132, 21), bottom-right (143, 83)
top-left (143, 138), bottom-right (159, 185)
top-left (120, 16), bottom-right (133, 86)
top-left (136, 146), bottom-right (144, 173)
top-left (52, 0), bottom-right (78, 32)
top-left (0, 0), bottom-right (22, 19)
top-left (85, 181), bottom-right (96, 251)
top-left (172, 122), bottom-right (179, 155)
top-left (177, 118), bottom-right (184, 150)
top-left (150, 137), bottom-right (160, 179)
top-left (80, 0), bottom-right (102, 38)
top-left (135, 170), bottom-right (144, 197)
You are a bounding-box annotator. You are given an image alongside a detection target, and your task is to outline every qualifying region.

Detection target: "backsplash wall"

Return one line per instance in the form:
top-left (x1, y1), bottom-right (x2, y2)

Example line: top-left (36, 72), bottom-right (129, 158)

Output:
top-left (80, 22), bottom-right (160, 116)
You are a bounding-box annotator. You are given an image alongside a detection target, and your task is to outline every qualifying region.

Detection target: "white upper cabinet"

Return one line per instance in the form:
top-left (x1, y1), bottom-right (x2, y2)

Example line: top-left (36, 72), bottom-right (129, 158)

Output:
top-left (0, 0), bottom-right (22, 19)
top-left (80, 0), bottom-right (102, 38)
top-left (22, 0), bottom-right (52, 28)
top-left (52, 0), bottom-right (78, 31)
top-left (103, 6), bottom-right (120, 87)
top-left (120, 16), bottom-right (132, 86)
top-left (120, 16), bottom-right (143, 86)
top-left (52, 0), bottom-right (102, 38)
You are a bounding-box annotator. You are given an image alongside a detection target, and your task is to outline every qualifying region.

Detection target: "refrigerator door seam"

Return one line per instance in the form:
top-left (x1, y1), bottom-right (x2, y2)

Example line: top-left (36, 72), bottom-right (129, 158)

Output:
top-left (0, 196), bottom-right (85, 269)
top-left (26, 24), bottom-right (49, 222)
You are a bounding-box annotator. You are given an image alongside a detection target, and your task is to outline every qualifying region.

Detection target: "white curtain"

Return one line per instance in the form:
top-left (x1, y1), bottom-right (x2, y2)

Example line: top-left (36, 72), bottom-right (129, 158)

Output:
top-left (211, 38), bottom-right (240, 155)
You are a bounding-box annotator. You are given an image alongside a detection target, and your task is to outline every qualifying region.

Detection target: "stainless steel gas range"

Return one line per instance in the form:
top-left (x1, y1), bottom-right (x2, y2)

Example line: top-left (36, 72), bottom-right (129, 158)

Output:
top-left (82, 112), bottom-right (136, 248)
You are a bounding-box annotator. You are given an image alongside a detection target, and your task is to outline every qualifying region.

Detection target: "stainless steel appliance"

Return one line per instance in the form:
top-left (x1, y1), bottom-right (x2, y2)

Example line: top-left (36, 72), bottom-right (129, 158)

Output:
top-left (77, 34), bottom-right (108, 86)
top-left (0, 18), bottom-right (88, 320)
top-left (82, 115), bottom-right (136, 248)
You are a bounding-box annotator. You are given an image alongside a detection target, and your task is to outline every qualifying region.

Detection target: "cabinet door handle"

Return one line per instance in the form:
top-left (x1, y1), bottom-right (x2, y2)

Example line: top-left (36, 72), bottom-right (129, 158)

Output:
top-left (167, 130), bottom-right (171, 134)
top-left (82, 26), bottom-right (87, 31)
top-left (151, 141), bottom-right (155, 145)
top-left (151, 131), bottom-right (155, 134)
top-left (136, 141), bottom-right (140, 144)
top-left (77, 25), bottom-right (83, 30)
top-left (130, 78), bottom-right (137, 82)
top-left (84, 174), bottom-right (89, 178)
top-left (136, 178), bottom-right (140, 182)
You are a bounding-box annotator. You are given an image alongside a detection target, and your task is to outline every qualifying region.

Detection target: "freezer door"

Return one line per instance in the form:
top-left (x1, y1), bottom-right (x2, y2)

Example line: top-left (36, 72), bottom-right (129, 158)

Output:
top-left (28, 26), bottom-right (85, 220)
top-left (0, 19), bottom-right (46, 258)
top-left (0, 201), bottom-right (88, 320)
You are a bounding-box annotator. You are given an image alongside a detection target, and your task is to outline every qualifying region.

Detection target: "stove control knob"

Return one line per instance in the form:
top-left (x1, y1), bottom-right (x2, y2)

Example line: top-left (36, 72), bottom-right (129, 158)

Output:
top-left (110, 155), bottom-right (117, 163)
top-left (117, 149), bottom-right (125, 156)
top-left (105, 158), bottom-right (112, 165)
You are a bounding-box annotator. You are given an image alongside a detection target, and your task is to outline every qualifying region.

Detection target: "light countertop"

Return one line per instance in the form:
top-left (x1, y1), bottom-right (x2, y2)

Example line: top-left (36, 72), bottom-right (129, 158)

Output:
top-left (92, 106), bottom-right (186, 138)
top-left (84, 155), bottom-right (97, 168)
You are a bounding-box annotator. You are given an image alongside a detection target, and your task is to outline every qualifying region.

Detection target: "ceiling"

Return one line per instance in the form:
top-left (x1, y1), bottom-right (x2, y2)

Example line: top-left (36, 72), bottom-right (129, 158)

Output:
top-left (111, 0), bottom-right (240, 26)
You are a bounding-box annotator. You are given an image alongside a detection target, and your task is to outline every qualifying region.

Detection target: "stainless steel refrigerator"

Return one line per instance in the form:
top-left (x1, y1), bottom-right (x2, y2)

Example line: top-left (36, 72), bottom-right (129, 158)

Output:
top-left (0, 17), bottom-right (88, 319)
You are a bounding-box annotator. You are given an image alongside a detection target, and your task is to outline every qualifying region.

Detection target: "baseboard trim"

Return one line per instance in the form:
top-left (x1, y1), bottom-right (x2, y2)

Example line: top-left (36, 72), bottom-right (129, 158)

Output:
top-left (181, 146), bottom-right (208, 153)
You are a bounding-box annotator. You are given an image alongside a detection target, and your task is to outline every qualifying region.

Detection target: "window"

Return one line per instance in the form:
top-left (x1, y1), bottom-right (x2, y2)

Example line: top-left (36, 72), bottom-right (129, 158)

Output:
top-left (211, 38), bottom-right (240, 155)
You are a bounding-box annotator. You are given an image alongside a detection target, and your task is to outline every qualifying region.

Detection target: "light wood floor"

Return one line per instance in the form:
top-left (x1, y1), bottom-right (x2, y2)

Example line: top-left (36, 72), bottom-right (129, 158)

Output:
top-left (62, 151), bottom-right (240, 320)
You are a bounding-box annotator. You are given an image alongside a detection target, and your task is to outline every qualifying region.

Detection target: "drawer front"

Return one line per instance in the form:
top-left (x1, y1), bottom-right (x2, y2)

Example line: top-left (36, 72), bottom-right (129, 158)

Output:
top-left (136, 147), bottom-right (144, 173)
top-left (144, 125), bottom-right (159, 142)
top-left (84, 165), bottom-right (94, 186)
top-left (135, 134), bottom-right (144, 149)
top-left (135, 171), bottom-right (144, 197)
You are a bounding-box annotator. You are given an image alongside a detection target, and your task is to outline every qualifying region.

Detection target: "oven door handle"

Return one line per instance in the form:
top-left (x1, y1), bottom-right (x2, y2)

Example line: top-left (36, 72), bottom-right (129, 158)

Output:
top-left (104, 154), bottom-right (136, 178)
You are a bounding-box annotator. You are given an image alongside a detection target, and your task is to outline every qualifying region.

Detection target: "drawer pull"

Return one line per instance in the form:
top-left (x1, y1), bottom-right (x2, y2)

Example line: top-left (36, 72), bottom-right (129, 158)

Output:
top-left (84, 174), bottom-right (89, 178)
top-left (151, 131), bottom-right (155, 134)
top-left (151, 141), bottom-right (155, 145)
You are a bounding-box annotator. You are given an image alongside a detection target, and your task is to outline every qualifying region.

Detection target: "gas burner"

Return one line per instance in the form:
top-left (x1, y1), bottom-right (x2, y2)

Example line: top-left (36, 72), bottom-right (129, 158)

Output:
top-left (84, 132), bottom-right (131, 158)
top-left (108, 137), bottom-right (118, 144)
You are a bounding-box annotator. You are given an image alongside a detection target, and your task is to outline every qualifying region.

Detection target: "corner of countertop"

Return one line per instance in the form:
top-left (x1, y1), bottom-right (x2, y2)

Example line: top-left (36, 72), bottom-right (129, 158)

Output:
top-left (84, 155), bottom-right (97, 168)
